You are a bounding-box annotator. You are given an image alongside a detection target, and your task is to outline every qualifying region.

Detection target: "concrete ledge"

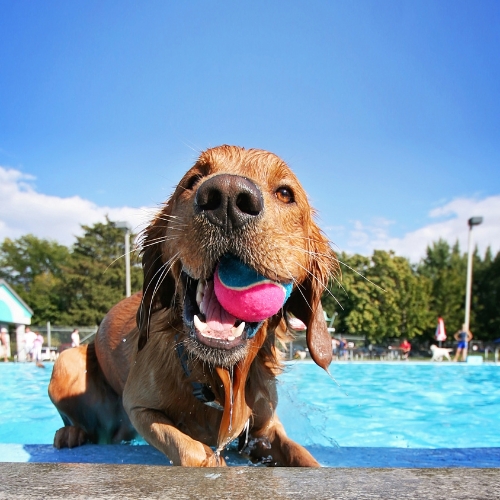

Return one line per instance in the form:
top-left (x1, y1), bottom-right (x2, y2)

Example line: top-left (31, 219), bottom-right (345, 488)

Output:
top-left (1, 463), bottom-right (499, 499)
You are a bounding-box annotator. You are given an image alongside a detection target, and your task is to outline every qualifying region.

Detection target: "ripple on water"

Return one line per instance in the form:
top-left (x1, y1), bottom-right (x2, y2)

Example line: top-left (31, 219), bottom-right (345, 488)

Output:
top-left (277, 361), bottom-right (500, 448)
top-left (1, 361), bottom-right (500, 448)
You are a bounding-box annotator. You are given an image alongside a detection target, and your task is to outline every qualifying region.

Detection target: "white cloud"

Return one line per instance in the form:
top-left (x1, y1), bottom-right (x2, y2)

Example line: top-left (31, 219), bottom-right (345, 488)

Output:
top-left (2, 165), bottom-right (499, 264)
top-left (0, 166), bottom-right (154, 246)
top-left (340, 196), bottom-right (500, 262)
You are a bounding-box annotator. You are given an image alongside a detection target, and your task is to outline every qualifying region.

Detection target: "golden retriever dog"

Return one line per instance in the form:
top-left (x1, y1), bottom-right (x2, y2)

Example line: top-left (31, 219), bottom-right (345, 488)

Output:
top-left (49, 145), bottom-right (337, 467)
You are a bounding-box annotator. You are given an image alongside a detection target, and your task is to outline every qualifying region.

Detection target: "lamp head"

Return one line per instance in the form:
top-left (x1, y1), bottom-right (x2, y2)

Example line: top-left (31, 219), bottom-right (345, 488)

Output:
top-left (468, 216), bottom-right (483, 228)
top-left (116, 221), bottom-right (132, 231)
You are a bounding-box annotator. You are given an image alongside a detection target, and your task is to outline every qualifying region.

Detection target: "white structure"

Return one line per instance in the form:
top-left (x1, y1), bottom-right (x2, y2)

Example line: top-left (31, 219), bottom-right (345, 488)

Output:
top-left (0, 279), bottom-right (33, 361)
top-left (116, 221), bottom-right (132, 298)
top-left (464, 216), bottom-right (483, 330)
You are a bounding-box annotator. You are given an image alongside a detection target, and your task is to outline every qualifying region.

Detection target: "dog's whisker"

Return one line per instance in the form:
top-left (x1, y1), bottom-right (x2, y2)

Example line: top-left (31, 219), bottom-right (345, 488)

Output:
top-left (138, 253), bottom-right (166, 323)
top-left (104, 248), bottom-right (140, 272)
top-left (139, 235), bottom-right (183, 250)
top-left (293, 261), bottom-right (344, 310)
top-left (281, 244), bottom-right (345, 294)
top-left (154, 214), bottom-right (183, 220)
top-left (147, 257), bottom-right (179, 338)
top-left (146, 266), bottom-right (171, 338)
top-left (336, 259), bottom-right (386, 292)
top-left (139, 252), bottom-right (179, 331)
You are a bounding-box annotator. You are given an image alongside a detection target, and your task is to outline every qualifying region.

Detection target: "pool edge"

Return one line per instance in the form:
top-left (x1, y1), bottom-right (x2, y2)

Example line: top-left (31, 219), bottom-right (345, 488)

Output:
top-left (1, 443), bottom-right (500, 468)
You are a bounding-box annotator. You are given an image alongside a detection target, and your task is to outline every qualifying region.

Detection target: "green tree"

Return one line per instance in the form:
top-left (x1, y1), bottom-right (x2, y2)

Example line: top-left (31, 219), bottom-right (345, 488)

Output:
top-left (473, 248), bottom-right (500, 341)
top-left (0, 235), bottom-right (70, 323)
top-left (325, 250), bottom-right (433, 343)
top-left (417, 239), bottom-right (467, 339)
top-left (60, 219), bottom-right (143, 325)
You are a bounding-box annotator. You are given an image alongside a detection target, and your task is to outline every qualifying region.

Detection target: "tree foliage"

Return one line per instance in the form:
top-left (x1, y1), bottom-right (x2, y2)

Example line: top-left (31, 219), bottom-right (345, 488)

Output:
top-left (0, 221), bottom-right (142, 325)
top-left (417, 239), bottom-right (466, 337)
top-left (58, 220), bottom-right (143, 325)
top-left (324, 250), bottom-right (434, 343)
top-left (473, 247), bottom-right (500, 340)
top-left (0, 235), bottom-right (70, 323)
top-left (324, 242), bottom-right (500, 343)
top-left (1, 225), bottom-right (499, 341)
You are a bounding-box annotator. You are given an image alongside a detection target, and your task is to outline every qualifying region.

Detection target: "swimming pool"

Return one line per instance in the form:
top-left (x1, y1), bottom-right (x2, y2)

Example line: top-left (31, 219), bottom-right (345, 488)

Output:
top-left (1, 361), bottom-right (499, 449)
top-left (278, 361), bottom-right (500, 449)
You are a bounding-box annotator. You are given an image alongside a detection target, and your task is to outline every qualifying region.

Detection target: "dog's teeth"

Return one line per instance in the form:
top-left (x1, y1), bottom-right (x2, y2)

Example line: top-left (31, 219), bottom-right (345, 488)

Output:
top-left (233, 322), bottom-right (245, 338)
top-left (193, 315), bottom-right (207, 332)
top-left (196, 280), bottom-right (207, 306)
top-left (227, 336), bottom-right (235, 341)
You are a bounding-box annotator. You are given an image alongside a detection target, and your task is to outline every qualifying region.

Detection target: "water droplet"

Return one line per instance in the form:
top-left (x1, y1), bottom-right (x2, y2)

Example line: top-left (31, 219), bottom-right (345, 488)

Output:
top-left (327, 370), bottom-right (349, 397)
top-left (205, 473), bottom-right (222, 480)
top-left (228, 366), bottom-right (234, 432)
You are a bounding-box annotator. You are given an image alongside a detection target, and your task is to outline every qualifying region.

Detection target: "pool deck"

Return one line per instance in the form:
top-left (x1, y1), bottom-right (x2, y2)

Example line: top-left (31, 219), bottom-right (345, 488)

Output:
top-left (1, 462), bottom-right (499, 499)
top-left (1, 445), bottom-right (499, 499)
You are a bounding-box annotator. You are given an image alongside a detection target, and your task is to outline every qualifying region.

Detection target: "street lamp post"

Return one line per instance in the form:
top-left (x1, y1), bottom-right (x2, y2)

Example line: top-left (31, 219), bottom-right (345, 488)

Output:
top-left (116, 221), bottom-right (132, 298)
top-left (464, 216), bottom-right (483, 330)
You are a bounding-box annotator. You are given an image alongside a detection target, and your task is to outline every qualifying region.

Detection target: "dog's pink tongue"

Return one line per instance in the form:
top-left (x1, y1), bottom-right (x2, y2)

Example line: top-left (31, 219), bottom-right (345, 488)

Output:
top-left (202, 280), bottom-right (237, 332)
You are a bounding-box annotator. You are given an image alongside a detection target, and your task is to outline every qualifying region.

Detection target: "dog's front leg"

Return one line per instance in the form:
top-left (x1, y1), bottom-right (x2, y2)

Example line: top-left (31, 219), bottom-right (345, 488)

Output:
top-left (245, 396), bottom-right (319, 467)
top-left (248, 418), bottom-right (320, 467)
top-left (126, 406), bottom-right (225, 467)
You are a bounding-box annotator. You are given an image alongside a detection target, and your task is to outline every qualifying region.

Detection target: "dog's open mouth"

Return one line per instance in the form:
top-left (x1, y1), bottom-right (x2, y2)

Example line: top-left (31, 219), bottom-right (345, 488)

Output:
top-left (182, 272), bottom-right (262, 351)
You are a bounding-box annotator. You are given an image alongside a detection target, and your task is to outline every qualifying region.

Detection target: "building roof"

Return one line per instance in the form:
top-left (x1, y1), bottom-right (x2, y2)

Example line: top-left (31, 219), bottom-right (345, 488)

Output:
top-left (0, 279), bottom-right (33, 325)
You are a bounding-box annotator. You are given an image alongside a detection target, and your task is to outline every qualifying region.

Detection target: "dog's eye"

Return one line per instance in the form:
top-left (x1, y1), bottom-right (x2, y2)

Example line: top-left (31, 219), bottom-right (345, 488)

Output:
top-left (275, 187), bottom-right (295, 204)
top-left (186, 174), bottom-right (203, 191)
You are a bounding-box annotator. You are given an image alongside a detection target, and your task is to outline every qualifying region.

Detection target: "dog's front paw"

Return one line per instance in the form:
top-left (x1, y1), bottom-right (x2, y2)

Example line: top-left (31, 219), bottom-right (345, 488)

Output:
top-left (181, 443), bottom-right (227, 467)
top-left (53, 426), bottom-right (87, 449)
top-left (200, 447), bottom-right (227, 468)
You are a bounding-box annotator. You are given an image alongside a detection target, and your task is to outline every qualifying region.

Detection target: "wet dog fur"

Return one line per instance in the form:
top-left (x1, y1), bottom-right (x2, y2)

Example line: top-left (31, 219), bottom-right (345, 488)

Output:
top-left (49, 145), bottom-right (337, 466)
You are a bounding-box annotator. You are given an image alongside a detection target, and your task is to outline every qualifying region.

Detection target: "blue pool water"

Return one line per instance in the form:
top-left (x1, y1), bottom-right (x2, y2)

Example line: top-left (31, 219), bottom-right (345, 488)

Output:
top-left (278, 361), bottom-right (500, 449)
top-left (1, 361), bottom-right (499, 448)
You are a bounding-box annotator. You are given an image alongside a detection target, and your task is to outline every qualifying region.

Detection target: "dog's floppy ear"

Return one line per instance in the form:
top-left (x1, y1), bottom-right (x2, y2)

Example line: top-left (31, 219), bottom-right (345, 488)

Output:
top-left (285, 219), bottom-right (337, 371)
top-left (136, 204), bottom-right (177, 350)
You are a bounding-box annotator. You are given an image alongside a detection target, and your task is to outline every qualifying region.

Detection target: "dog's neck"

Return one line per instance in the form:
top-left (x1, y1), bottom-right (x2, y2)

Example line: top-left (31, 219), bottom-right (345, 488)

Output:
top-left (174, 335), bottom-right (224, 411)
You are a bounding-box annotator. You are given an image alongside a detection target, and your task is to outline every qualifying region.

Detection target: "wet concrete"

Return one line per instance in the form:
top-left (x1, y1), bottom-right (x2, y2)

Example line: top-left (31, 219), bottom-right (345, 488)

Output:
top-left (1, 462), bottom-right (499, 499)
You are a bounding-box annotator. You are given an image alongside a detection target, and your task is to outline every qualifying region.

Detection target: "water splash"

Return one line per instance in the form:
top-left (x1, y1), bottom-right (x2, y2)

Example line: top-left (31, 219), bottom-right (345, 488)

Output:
top-left (214, 449), bottom-right (222, 466)
top-left (228, 365), bottom-right (234, 433)
top-left (205, 473), bottom-right (221, 479)
top-left (326, 367), bottom-right (368, 415)
top-left (238, 419), bottom-right (250, 455)
top-left (326, 368), bottom-right (349, 397)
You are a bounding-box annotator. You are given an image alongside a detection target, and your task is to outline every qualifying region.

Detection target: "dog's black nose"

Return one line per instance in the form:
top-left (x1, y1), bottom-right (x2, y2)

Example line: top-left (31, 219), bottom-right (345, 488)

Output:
top-left (195, 174), bottom-right (263, 230)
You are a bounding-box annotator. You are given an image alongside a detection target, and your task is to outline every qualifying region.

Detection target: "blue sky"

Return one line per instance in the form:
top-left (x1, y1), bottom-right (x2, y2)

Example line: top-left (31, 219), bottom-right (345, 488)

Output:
top-left (1, 0), bottom-right (499, 261)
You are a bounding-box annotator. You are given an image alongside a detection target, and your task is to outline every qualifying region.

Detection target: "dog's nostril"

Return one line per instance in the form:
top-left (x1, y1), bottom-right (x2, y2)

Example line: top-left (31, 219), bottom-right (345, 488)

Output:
top-left (201, 189), bottom-right (222, 211)
top-left (236, 192), bottom-right (261, 216)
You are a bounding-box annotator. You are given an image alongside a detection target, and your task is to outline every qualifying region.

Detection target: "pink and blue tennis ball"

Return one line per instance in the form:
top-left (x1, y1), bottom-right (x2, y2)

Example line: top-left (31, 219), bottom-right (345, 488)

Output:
top-left (214, 255), bottom-right (292, 323)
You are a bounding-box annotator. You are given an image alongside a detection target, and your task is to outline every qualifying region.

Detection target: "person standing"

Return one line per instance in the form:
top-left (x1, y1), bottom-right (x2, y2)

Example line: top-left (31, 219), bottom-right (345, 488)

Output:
top-left (71, 329), bottom-right (80, 347)
top-left (33, 331), bottom-right (44, 365)
top-left (338, 336), bottom-right (348, 361)
top-left (453, 324), bottom-right (473, 362)
top-left (331, 337), bottom-right (340, 360)
top-left (1, 327), bottom-right (9, 362)
top-left (24, 327), bottom-right (37, 361)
